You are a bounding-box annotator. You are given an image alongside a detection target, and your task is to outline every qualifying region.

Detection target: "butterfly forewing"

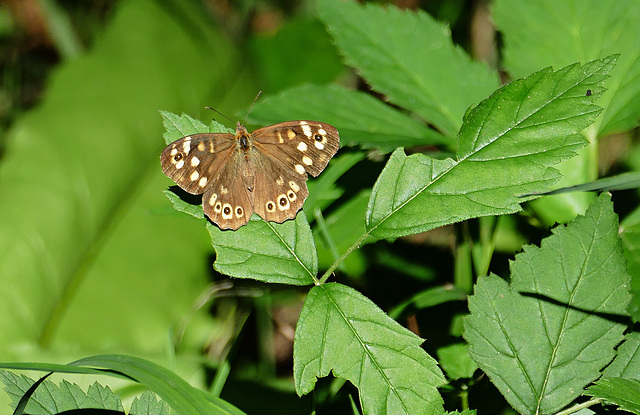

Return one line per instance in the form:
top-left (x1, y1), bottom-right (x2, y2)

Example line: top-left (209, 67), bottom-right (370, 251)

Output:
top-left (252, 121), bottom-right (340, 177)
top-left (160, 119), bottom-right (340, 230)
top-left (161, 133), bottom-right (236, 194)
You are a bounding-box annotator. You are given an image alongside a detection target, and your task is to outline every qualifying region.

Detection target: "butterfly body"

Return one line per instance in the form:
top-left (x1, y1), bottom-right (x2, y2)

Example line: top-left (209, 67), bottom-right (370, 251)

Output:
top-left (161, 120), bottom-right (340, 230)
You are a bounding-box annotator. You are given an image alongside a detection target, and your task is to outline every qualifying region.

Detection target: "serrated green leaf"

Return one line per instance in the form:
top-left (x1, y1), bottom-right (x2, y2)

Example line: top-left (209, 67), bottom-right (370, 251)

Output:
top-left (620, 207), bottom-right (640, 321)
top-left (130, 390), bottom-right (171, 415)
top-left (317, 0), bottom-right (499, 137)
top-left (208, 212), bottom-right (317, 285)
top-left (293, 283), bottom-right (446, 415)
top-left (464, 193), bottom-right (631, 415)
top-left (365, 57), bottom-right (613, 239)
top-left (494, 0), bottom-right (640, 136)
top-left (248, 84), bottom-right (448, 152)
top-left (604, 331), bottom-right (640, 379)
top-left (0, 370), bottom-right (124, 414)
top-left (70, 354), bottom-right (244, 415)
top-left (584, 377), bottom-right (640, 414)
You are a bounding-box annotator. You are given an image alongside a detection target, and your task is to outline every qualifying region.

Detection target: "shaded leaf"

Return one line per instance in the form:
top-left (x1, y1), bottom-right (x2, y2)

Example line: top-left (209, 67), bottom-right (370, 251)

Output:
top-left (603, 331), bottom-right (640, 380)
top-left (464, 193), bottom-right (631, 414)
top-left (130, 390), bottom-right (171, 415)
top-left (294, 283), bottom-right (446, 415)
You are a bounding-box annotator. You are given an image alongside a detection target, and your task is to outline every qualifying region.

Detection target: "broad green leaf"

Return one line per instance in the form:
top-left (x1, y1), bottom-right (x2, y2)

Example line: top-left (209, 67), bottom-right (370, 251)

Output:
top-left (294, 283), bottom-right (446, 415)
top-left (208, 212), bottom-right (317, 285)
top-left (0, 0), bottom-right (235, 362)
top-left (604, 331), bottom-right (640, 380)
top-left (584, 377), bottom-right (640, 414)
top-left (620, 207), bottom-right (640, 321)
top-left (248, 17), bottom-right (343, 93)
top-left (317, 0), bottom-right (499, 137)
top-left (464, 194), bottom-right (631, 415)
top-left (436, 344), bottom-right (478, 381)
top-left (248, 84), bottom-right (449, 152)
top-left (365, 57), bottom-right (613, 239)
top-left (0, 370), bottom-right (124, 414)
top-left (389, 286), bottom-right (468, 320)
top-left (70, 354), bottom-right (244, 415)
top-left (494, 0), bottom-right (640, 136)
top-left (161, 111), bottom-right (229, 145)
top-left (130, 390), bottom-right (171, 415)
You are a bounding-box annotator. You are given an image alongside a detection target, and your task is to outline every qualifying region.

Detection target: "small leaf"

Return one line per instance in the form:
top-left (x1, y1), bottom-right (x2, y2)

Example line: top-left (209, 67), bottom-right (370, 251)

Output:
top-left (365, 57), bottom-right (614, 239)
top-left (436, 344), bottom-right (478, 381)
top-left (603, 331), bottom-right (640, 379)
top-left (464, 193), bottom-right (631, 414)
top-left (317, 0), bottom-right (499, 137)
top-left (620, 207), bottom-right (640, 321)
top-left (130, 390), bottom-right (171, 415)
top-left (584, 377), bottom-right (640, 414)
top-left (248, 84), bottom-right (448, 152)
top-left (294, 283), bottom-right (446, 415)
top-left (208, 212), bottom-right (318, 285)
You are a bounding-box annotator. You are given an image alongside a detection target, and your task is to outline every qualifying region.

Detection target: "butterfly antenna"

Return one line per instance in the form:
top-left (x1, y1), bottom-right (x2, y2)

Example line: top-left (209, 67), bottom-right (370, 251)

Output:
top-left (204, 106), bottom-right (235, 124)
top-left (245, 91), bottom-right (262, 120)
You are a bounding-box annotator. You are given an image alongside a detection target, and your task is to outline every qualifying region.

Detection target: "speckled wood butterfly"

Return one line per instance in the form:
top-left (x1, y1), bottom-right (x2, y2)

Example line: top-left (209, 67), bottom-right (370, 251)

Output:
top-left (161, 120), bottom-right (340, 230)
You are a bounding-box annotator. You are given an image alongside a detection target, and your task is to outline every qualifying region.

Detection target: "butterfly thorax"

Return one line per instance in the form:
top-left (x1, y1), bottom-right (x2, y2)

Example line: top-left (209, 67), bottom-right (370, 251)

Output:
top-left (235, 122), bottom-right (253, 153)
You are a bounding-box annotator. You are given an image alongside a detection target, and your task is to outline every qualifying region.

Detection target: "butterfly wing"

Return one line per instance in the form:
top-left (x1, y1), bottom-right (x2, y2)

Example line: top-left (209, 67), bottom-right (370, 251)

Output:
top-left (161, 133), bottom-right (235, 194)
top-left (252, 121), bottom-right (340, 177)
top-left (161, 133), bottom-right (254, 230)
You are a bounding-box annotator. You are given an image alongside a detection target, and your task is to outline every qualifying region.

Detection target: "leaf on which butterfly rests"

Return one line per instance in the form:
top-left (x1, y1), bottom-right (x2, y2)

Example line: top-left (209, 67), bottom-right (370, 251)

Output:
top-left (208, 212), bottom-right (318, 286)
top-left (464, 193), bottom-right (631, 415)
top-left (584, 377), bottom-right (640, 414)
top-left (294, 283), bottom-right (446, 415)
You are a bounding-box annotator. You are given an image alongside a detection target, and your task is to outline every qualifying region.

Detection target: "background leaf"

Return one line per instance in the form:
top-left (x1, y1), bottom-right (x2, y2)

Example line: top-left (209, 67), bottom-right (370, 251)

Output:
top-left (364, 57), bottom-right (613, 239)
top-left (317, 0), bottom-right (499, 137)
top-left (584, 377), bottom-right (640, 414)
top-left (464, 193), bottom-right (631, 414)
top-left (293, 283), bottom-right (446, 415)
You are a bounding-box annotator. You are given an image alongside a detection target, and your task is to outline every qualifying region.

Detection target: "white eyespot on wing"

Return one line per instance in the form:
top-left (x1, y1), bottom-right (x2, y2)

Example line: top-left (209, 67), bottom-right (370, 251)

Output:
top-left (294, 164), bottom-right (305, 175)
top-left (170, 148), bottom-right (178, 156)
top-left (287, 129), bottom-right (296, 140)
top-left (190, 171), bottom-right (199, 181)
top-left (276, 176), bottom-right (284, 186)
top-left (302, 156), bottom-right (313, 166)
top-left (266, 200), bottom-right (276, 213)
top-left (220, 185), bottom-right (228, 194)
top-left (222, 204), bottom-right (233, 219)
top-left (208, 193), bottom-right (218, 206)
top-left (214, 201), bottom-right (222, 213)
top-left (314, 141), bottom-right (325, 150)
top-left (277, 131), bottom-right (284, 143)
top-left (289, 181), bottom-right (300, 192)
top-left (191, 156), bottom-right (200, 167)
top-left (318, 128), bottom-right (326, 135)
top-left (287, 190), bottom-right (297, 201)
top-left (176, 160), bottom-right (185, 169)
top-left (182, 140), bottom-right (191, 153)
top-left (235, 206), bottom-right (244, 218)
top-left (198, 176), bottom-right (208, 187)
top-left (277, 194), bottom-right (290, 211)
top-left (297, 142), bottom-right (308, 152)
top-left (197, 142), bottom-right (206, 151)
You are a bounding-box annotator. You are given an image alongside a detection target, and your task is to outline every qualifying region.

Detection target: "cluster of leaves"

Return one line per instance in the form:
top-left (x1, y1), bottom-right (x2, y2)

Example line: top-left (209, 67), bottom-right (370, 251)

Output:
top-left (1, 0), bottom-right (640, 414)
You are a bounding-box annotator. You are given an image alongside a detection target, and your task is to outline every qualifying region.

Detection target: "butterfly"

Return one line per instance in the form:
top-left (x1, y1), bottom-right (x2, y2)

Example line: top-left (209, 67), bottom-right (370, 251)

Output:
top-left (161, 120), bottom-right (340, 230)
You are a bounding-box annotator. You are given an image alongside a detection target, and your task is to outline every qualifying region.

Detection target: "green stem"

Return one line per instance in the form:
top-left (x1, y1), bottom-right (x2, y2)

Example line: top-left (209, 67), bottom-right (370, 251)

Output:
top-left (319, 232), bottom-right (370, 284)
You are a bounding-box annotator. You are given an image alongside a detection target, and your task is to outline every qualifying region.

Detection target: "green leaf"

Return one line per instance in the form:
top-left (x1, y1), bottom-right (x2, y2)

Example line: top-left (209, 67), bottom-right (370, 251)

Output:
top-left (293, 283), bottom-right (446, 415)
top-left (248, 84), bottom-right (448, 152)
top-left (208, 212), bottom-right (318, 285)
top-left (584, 377), bottom-right (640, 414)
top-left (604, 331), bottom-right (640, 379)
top-left (0, 370), bottom-right (124, 414)
top-left (389, 285), bottom-right (468, 319)
top-left (464, 193), bottom-right (631, 415)
top-left (620, 207), bottom-right (640, 321)
top-left (247, 17), bottom-right (343, 93)
top-left (130, 390), bottom-right (171, 415)
top-left (0, 0), bottom-right (236, 361)
top-left (70, 354), bottom-right (244, 415)
top-left (520, 171), bottom-right (640, 196)
top-left (436, 344), bottom-right (478, 381)
top-left (494, 0), bottom-right (640, 136)
top-left (317, 0), bottom-right (499, 137)
top-left (365, 57), bottom-right (613, 239)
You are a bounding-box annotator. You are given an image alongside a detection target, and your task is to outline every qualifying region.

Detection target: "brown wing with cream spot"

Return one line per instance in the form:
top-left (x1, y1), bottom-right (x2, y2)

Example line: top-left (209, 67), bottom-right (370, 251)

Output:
top-left (160, 133), bottom-right (235, 195)
top-left (252, 121), bottom-right (340, 177)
